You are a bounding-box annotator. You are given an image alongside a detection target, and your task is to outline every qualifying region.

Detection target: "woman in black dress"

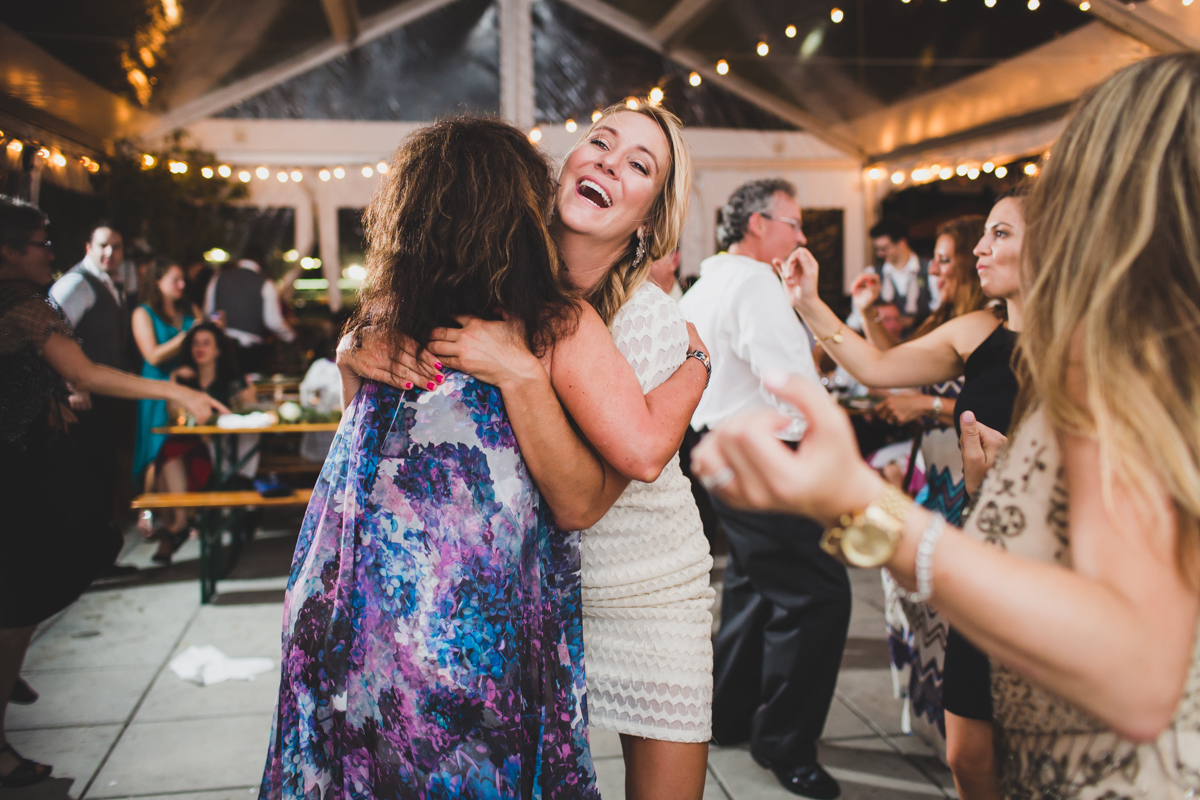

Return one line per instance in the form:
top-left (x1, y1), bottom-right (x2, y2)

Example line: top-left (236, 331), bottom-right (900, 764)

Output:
top-left (0, 196), bottom-right (226, 787)
top-left (774, 188), bottom-right (1026, 800)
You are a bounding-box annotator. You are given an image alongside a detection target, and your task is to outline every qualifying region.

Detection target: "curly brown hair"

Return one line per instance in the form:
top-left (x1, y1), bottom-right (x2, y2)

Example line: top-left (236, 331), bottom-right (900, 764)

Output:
top-left (347, 117), bottom-right (578, 358)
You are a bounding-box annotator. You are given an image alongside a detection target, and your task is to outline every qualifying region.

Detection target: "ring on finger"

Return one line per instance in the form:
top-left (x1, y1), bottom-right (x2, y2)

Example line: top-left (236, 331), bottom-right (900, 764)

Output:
top-left (700, 466), bottom-right (735, 491)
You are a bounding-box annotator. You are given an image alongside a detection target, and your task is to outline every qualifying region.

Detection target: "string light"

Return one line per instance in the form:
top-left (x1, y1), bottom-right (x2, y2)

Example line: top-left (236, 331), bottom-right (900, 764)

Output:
top-left (867, 168), bottom-right (880, 180)
top-left (362, 165), bottom-right (374, 177)
top-left (218, 164), bottom-right (231, 178)
top-left (785, 25), bottom-right (797, 38)
top-left (956, 164), bottom-right (969, 176)
top-left (716, 59), bottom-right (729, 75)
top-left (529, 127), bottom-right (543, 142)
top-left (201, 166), bottom-right (214, 178)
top-left (255, 166), bottom-right (269, 179)
top-left (756, 41), bottom-right (769, 56)
top-left (142, 154), bottom-right (156, 167)
top-left (626, 97), bottom-right (640, 110)
top-left (51, 153), bottom-right (66, 167)
top-left (334, 167), bottom-right (345, 179)
top-left (319, 169), bottom-right (331, 181)
top-left (1079, 1), bottom-right (1090, 8)
top-left (565, 119), bottom-right (577, 132)
top-left (982, 161), bottom-right (995, 173)
top-left (592, 109), bottom-right (603, 122)
top-left (689, 72), bottom-right (702, 86)
top-left (1024, 163), bottom-right (1039, 175)
top-left (968, 168), bottom-right (980, 179)
top-left (238, 170), bottom-right (251, 182)
top-left (7, 140), bottom-right (22, 154)
top-left (994, 165), bottom-right (1008, 178)
top-left (891, 171), bottom-right (904, 185)
top-left (168, 160), bottom-right (187, 173)
top-left (985, 0), bottom-right (996, 6)
top-left (649, 87), bottom-right (664, 104)
top-left (940, 167), bottom-right (953, 180)
top-left (291, 169), bottom-right (304, 181)
top-left (830, 8), bottom-right (844, 22)
top-left (1185, 0), bottom-right (1195, 7)
top-left (1028, 0), bottom-right (1039, 8)
top-left (283, 249), bottom-right (300, 262)
top-left (277, 171), bottom-right (288, 182)
top-left (911, 168), bottom-right (929, 182)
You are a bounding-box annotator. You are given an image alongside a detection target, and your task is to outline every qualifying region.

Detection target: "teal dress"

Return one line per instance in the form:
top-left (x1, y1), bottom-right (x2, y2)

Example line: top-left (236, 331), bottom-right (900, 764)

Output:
top-left (133, 305), bottom-right (194, 480)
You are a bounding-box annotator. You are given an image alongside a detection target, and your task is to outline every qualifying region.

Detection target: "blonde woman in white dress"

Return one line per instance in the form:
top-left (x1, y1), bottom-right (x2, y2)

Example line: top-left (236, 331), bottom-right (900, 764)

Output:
top-left (343, 102), bottom-right (713, 799)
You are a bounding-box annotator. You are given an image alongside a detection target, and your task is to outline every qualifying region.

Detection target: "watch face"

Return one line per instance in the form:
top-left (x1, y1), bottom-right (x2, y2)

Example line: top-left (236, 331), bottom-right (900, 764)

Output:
top-left (842, 524), bottom-right (893, 568)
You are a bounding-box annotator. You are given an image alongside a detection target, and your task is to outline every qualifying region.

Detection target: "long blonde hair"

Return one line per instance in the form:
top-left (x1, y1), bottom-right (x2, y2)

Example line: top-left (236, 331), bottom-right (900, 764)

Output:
top-left (568, 102), bottom-right (692, 324)
top-left (1019, 53), bottom-right (1200, 562)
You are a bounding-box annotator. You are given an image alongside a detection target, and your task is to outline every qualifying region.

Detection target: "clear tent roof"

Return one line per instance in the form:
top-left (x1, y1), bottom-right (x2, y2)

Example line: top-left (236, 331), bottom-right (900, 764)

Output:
top-left (2, 0), bottom-right (1097, 137)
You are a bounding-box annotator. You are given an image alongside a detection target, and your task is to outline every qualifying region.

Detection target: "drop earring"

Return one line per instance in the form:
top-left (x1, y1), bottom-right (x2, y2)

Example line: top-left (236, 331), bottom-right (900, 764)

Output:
top-left (632, 234), bottom-right (647, 268)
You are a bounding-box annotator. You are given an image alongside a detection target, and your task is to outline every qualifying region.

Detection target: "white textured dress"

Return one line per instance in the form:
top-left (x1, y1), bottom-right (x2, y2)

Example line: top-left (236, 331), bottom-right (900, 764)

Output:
top-left (582, 281), bottom-right (715, 743)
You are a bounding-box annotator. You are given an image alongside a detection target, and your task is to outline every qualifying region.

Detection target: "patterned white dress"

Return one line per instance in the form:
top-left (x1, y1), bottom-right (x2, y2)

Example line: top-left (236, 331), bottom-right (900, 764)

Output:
top-left (582, 281), bottom-right (715, 743)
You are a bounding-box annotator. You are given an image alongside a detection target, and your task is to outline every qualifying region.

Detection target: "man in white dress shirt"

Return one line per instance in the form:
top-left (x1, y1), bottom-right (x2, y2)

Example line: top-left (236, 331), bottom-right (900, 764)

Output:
top-left (49, 223), bottom-right (132, 573)
top-left (679, 179), bottom-right (847, 800)
top-left (869, 218), bottom-right (935, 336)
top-left (203, 246), bottom-right (295, 375)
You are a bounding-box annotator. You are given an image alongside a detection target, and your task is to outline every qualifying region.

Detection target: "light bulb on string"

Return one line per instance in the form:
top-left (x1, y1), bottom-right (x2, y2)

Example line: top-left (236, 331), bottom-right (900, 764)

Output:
top-left (375, 162), bottom-right (387, 174)
top-left (649, 87), bottom-right (664, 104)
top-left (1079, 1), bottom-right (1090, 8)
top-left (939, 168), bottom-right (953, 180)
top-left (956, 164), bottom-right (969, 176)
top-left (1028, 0), bottom-right (1039, 8)
top-left (51, 153), bottom-right (66, 167)
top-left (7, 140), bottom-right (23, 154)
top-left (891, 171), bottom-right (904, 185)
top-left (689, 72), bottom-right (702, 86)
top-left (529, 127), bottom-right (542, 143)
top-left (565, 119), bottom-right (577, 132)
top-left (1024, 163), bottom-right (1039, 176)
top-left (716, 59), bottom-right (729, 75)
top-left (968, 168), bottom-right (980, 180)
top-left (868, 168), bottom-right (880, 180)
top-left (830, 8), bottom-right (843, 22)
top-left (277, 171), bottom-right (288, 182)
top-left (201, 166), bottom-right (214, 178)
top-left (756, 41), bottom-right (769, 57)
top-left (362, 165), bottom-right (374, 177)
top-left (626, 97), bottom-right (640, 110)
top-left (591, 109), bottom-right (603, 122)
top-left (291, 169), bottom-right (304, 181)
top-left (994, 166), bottom-right (1008, 178)
top-left (983, 162), bottom-right (994, 173)
top-left (218, 164), bottom-right (231, 178)
top-left (238, 170), bottom-right (251, 182)
top-left (319, 169), bottom-right (331, 181)
top-left (334, 167), bottom-right (345, 179)
top-left (256, 166), bottom-right (269, 179)
top-left (985, 0), bottom-right (996, 7)
top-left (785, 25), bottom-right (797, 37)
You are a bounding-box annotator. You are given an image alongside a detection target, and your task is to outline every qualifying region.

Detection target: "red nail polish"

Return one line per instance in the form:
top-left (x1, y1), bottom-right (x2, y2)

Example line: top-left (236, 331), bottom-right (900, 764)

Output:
top-left (435, 374), bottom-right (444, 384)
top-left (405, 382), bottom-right (413, 389)
top-left (435, 362), bottom-right (443, 370)
top-left (426, 382), bottom-right (436, 390)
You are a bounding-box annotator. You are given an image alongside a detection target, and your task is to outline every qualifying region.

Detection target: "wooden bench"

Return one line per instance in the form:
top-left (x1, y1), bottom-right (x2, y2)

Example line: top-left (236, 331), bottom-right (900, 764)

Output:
top-left (258, 454), bottom-right (325, 475)
top-left (132, 489), bottom-right (313, 603)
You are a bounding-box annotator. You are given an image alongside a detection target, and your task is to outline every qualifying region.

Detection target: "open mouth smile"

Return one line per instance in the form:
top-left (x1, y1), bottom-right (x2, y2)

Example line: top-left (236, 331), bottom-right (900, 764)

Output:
top-left (577, 178), bottom-right (612, 209)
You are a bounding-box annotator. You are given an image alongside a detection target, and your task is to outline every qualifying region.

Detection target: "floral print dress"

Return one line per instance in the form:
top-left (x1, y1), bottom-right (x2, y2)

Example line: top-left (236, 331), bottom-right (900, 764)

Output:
top-left (260, 373), bottom-right (598, 800)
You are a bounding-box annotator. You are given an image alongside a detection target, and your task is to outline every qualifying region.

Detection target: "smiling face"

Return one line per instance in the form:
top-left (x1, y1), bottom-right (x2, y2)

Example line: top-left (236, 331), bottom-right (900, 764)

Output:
top-left (86, 227), bottom-right (123, 274)
top-left (556, 110), bottom-right (671, 251)
top-left (190, 329), bottom-right (219, 366)
top-left (158, 264), bottom-right (186, 303)
top-left (973, 197), bottom-right (1024, 300)
top-left (930, 233), bottom-right (960, 299)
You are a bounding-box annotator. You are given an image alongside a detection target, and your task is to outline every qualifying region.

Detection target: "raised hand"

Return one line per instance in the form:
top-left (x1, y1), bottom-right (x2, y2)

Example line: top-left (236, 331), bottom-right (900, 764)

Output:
top-left (427, 315), bottom-right (542, 389)
top-left (851, 272), bottom-right (881, 312)
top-left (336, 326), bottom-right (443, 392)
top-left (776, 247), bottom-right (821, 311)
top-left (691, 369), bottom-right (884, 524)
top-left (960, 410), bottom-right (1007, 497)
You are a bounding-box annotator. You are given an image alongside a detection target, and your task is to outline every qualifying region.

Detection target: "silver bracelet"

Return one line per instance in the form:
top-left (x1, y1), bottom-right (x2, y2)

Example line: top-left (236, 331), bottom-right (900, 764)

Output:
top-left (892, 512), bottom-right (946, 603)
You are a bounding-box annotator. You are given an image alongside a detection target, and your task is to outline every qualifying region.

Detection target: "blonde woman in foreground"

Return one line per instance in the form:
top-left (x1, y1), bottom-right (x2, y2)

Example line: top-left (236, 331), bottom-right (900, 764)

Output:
top-left (693, 53), bottom-right (1200, 799)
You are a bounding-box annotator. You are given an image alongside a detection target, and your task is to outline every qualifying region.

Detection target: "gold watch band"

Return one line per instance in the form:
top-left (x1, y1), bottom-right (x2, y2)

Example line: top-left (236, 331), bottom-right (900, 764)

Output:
top-left (820, 483), bottom-right (912, 567)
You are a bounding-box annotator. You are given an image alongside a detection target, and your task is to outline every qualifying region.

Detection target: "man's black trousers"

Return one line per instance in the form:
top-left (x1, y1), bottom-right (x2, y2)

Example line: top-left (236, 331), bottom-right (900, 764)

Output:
top-left (710, 496), bottom-right (851, 768)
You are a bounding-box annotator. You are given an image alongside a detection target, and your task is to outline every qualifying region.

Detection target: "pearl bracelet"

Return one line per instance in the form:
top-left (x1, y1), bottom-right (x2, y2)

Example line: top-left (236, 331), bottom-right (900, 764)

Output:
top-left (891, 512), bottom-right (946, 603)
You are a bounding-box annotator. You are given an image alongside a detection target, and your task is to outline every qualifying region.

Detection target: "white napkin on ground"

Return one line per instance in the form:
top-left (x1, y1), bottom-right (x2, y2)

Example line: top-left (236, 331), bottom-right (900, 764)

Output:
top-left (168, 645), bottom-right (274, 686)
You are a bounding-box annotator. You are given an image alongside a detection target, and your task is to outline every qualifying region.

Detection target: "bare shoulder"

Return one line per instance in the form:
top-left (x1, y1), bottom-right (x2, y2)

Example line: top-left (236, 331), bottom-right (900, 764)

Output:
top-left (939, 309), bottom-right (1003, 357)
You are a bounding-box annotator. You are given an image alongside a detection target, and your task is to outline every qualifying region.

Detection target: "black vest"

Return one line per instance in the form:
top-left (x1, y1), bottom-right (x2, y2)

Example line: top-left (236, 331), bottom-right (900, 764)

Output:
top-left (66, 263), bottom-right (126, 369)
top-left (213, 267), bottom-right (266, 337)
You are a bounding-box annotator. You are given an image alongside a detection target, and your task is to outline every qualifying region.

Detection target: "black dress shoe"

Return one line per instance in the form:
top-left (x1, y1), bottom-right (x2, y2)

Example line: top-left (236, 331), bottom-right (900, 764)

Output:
top-left (9, 676), bottom-right (38, 705)
top-left (752, 752), bottom-right (840, 799)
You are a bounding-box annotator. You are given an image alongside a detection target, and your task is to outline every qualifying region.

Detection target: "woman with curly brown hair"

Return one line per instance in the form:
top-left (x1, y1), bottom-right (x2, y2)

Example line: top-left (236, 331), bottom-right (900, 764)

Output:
top-left (260, 116), bottom-right (709, 800)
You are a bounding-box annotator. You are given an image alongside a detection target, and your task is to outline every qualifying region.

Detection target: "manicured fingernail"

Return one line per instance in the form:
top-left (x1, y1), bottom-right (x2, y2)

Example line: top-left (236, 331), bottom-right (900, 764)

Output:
top-left (426, 382), bottom-right (436, 390)
top-left (435, 362), bottom-right (443, 370)
top-left (405, 382), bottom-right (413, 389)
top-left (435, 374), bottom-right (444, 384)
top-left (763, 368), bottom-right (788, 389)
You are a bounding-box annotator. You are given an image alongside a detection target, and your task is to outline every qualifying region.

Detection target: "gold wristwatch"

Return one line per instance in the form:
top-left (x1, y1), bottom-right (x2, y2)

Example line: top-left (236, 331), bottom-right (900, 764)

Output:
top-left (820, 484), bottom-right (912, 567)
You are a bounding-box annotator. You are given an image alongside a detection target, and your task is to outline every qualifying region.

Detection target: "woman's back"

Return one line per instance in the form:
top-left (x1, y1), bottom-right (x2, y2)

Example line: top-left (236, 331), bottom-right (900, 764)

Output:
top-left (264, 372), bottom-right (598, 799)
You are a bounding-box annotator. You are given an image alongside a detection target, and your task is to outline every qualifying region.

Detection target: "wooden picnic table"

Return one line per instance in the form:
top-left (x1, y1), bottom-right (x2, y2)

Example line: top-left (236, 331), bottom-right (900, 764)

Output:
top-left (152, 422), bottom-right (340, 435)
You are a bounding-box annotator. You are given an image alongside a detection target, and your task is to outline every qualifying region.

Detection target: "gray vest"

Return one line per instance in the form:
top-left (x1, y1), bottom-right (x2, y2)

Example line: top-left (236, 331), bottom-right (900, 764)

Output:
top-left (66, 263), bottom-right (126, 368)
top-left (214, 267), bottom-right (266, 337)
